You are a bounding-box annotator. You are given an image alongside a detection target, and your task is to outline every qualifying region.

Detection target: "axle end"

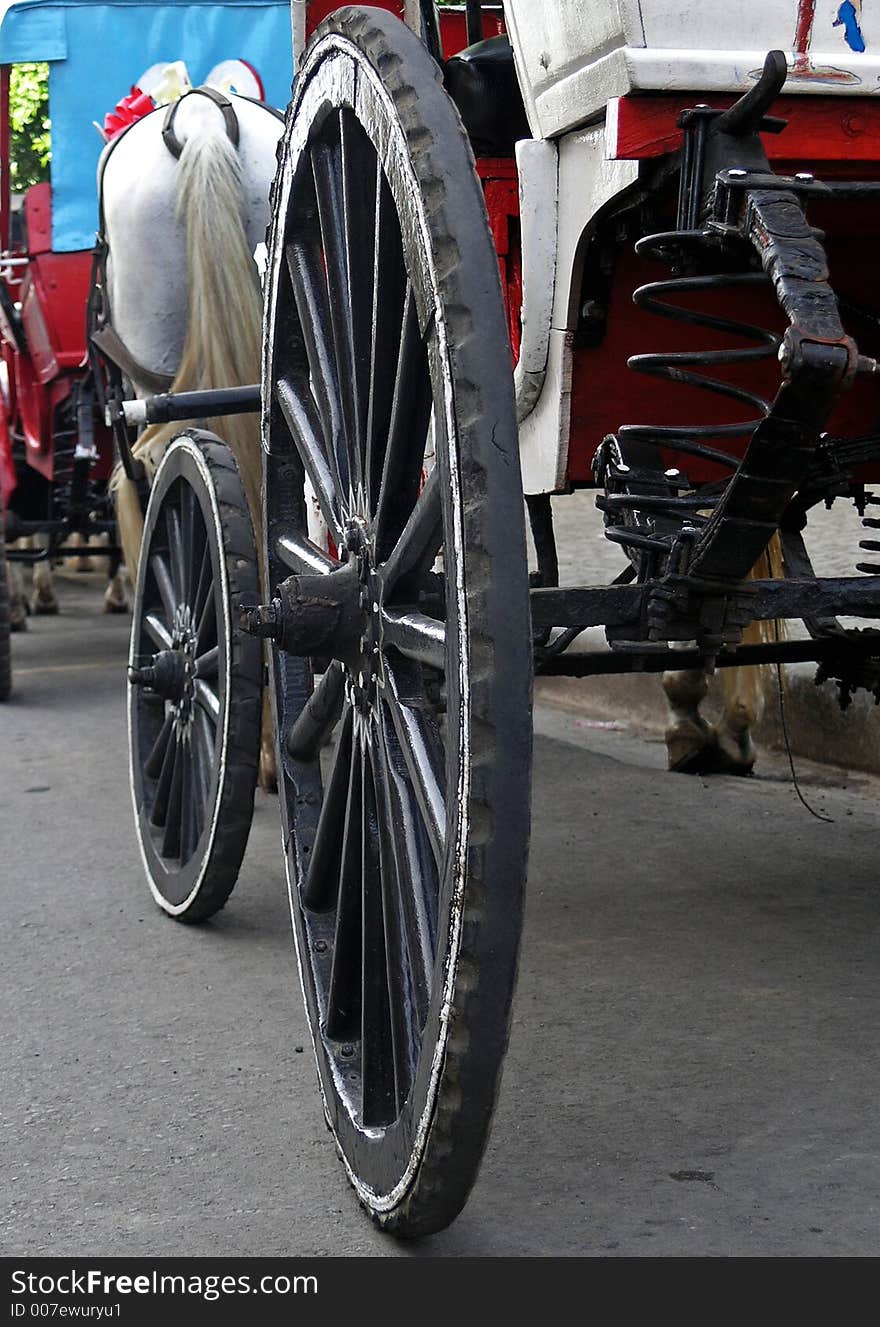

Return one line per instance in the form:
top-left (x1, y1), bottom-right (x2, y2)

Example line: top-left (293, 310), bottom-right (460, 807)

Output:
top-left (240, 600), bottom-right (282, 640)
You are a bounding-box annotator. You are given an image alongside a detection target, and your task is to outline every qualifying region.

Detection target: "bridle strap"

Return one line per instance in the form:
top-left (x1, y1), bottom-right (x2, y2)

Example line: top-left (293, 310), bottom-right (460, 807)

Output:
top-left (161, 85), bottom-right (240, 160)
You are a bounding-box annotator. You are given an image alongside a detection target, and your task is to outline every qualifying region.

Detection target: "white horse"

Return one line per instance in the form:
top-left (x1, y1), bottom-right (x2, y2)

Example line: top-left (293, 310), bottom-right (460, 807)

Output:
top-left (99, 89), bottom-right (283, 783)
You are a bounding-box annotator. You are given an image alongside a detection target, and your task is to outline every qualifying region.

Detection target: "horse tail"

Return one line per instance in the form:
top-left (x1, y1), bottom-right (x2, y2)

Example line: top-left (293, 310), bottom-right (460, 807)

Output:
top-left (117, 111), bottom-right (264, 576)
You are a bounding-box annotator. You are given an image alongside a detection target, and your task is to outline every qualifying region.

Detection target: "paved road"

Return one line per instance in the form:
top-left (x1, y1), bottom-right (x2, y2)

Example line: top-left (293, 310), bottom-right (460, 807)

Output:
top-left (3, 573), bottom-right (880, 1257)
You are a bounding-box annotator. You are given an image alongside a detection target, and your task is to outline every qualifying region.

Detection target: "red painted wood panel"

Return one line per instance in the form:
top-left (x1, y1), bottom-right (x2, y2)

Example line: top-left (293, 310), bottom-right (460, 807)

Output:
top-left (608, 94), bottom-right (880, 163)
top-left (304, 2), bottom-right (504, 55)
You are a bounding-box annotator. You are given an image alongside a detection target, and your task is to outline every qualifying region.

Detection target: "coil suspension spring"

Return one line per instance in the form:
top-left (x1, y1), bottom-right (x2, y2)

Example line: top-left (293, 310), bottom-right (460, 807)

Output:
top-left (599, 231), bottom-right (782, 576)
top-left (857, 494), bottom-right (880, 574)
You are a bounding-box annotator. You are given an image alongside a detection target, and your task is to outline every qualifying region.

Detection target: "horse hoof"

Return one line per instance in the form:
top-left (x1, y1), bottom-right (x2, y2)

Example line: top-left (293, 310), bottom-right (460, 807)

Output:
top-left (32, 597), bottom-right (59, 616)
top-left (103, 596), bottom-right (128, 614)
top-left (9, 610), bottom-right (27, 632)
top-left (714, 730), bottom-right (757, 777)
top-left (665, 720), bottom-right (718, 775)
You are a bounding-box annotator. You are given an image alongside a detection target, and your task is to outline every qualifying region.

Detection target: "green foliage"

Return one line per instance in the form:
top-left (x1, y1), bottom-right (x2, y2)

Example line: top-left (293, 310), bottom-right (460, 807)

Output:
top-left (9, 63), bottom-right (51, 193)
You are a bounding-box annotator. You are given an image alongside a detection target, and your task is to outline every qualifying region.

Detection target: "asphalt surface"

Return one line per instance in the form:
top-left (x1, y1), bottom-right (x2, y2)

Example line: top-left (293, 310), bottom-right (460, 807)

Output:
top-left (3, 572), bottom-right (880, 1257)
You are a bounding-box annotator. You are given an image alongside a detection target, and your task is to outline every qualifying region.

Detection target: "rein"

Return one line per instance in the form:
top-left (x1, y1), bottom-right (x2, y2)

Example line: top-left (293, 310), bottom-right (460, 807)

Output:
top-left (162, 85), bottom-right (240, 159)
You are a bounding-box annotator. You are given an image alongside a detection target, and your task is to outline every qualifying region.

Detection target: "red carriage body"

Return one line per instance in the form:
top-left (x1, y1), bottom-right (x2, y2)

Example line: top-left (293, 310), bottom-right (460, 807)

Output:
top-left (303, 2), bottom-right (880, 496)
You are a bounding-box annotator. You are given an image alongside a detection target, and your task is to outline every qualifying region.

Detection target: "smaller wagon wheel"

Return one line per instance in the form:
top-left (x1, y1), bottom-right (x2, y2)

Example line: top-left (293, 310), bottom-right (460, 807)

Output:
top-left (128, 431), bottom-right (261, 920)
top-left (0, 508), bottom-right (11, 702)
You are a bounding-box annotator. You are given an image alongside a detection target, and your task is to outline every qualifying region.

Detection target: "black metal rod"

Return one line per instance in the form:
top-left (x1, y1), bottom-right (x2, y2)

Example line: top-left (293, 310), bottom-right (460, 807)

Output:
top-left (465, 0), bottom-right (483, 46)
top-left (530, 577), bottom-right (880, 630)
top-left (126, 384), bottom-right (261, 426)
top-left (539, 638), bottom-right (880, 678)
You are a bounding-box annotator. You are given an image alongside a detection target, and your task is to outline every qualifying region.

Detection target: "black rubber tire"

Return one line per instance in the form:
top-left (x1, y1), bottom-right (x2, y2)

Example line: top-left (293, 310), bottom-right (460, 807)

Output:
top-left (262, 6), bottom-right (532, 1235)
top-left (128, 431), bottom-right (261, 921)
top-left (0, 507), bottom-right (11, 702)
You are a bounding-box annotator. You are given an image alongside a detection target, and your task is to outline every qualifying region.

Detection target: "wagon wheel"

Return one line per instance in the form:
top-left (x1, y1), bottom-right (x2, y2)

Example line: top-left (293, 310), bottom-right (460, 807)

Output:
top-left (0, 507), bottom-right (11, 702)
top-left (128, 431), bottom-right (261, 921)
top-left (260, 7), bottom-right (532, 1235)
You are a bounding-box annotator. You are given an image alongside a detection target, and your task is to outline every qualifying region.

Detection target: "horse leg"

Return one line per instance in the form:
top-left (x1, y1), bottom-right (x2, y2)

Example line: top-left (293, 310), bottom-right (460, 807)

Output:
top-left (112, 466), bottom-right (146, 579)
top-left (713, 534), bottom-right (784, 775)
top-left (31, 535), bottom-right (58, 614)
top-left (64, 530), bottom-right (94, 573)
top-left (259, 685), bottom-right (277, 793)
top-left (662, 667), bottom-right (718, 774)
top-left (103, 543), bottom-right (128, 614)
top-left (87, 531), bottom-right (110, 579)
top-left (714, 662), bottom-right (766, 776)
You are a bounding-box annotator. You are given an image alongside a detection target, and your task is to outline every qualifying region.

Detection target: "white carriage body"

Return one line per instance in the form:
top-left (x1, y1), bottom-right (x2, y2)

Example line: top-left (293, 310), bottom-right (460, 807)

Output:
top-left (504, 0), bottom-right (880, 140)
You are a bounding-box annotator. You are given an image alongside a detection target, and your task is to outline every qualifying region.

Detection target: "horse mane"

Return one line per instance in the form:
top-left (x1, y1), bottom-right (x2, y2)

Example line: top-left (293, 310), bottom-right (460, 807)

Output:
top-left (114, 118), bottom-right (264, 573)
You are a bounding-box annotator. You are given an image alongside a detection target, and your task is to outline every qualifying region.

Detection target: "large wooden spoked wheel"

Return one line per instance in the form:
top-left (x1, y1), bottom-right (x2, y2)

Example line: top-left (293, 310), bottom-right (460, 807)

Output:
top-left (128, 432), bottom-right (261, 921)
top-left (261, 7), bottom-right (532, 1235)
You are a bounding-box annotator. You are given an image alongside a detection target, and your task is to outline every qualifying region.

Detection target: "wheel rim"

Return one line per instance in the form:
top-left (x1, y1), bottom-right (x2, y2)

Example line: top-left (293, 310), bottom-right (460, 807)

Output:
top-left (129, 439), bottom-right (230, 912)
top-left (261, 20), bottom-right (533, 1218)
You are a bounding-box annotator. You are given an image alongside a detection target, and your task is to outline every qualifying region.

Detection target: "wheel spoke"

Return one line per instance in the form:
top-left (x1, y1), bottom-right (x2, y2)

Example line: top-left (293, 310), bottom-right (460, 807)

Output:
top-left (379, 467), bottom-right (442, 597)
top-left (144, 611), bottom-right (172, 651)
top-left (161, 734), bottom-right (185, 859)
top-left (285, 237), bottom-right (347, 496)
top-left (196, 588), bottom-right (216, 652)
top-left (286, 661), bottom-right (344, 762)
top-left (150, 553), bottom-right (177, 623)
top-left (178, 739), bottom-right (197, 863)
top-left (191, 709), bottom-right (213, 825)
top-left (144, 710), bottom-right (174, 781)
top-left (274, 522), bottom-right (339, 576)
top-left (165, 504), bottom-right (187, 604)
top-left (275, 374), bottom-right (345, 548)
top-left (181, 483), bottom-right (196, 607)
top-left (375, 703), bottom-right (437, 1003)
top-left (191, 541), bottom-right (213, 624)
top-left (381, 607), bottom-right (446, 671)
top-left (194, 678), bottom-right (220, 722)
top-left (370, 722), bottom-right (429, 1087)
top-left (149, 721), bottom-right (179, 827)
top-left (360, 747), bottom-right (397, 1127)
top-left (302, 706), bottom-right (353, 911)
top-left (311, 133), bottom-right (361, 495)
top-left (375, 286), bottom-right (433, 553)
top-left (341, 111), bottom-right (380, 489)
top-left (194, 645), bottom-right (219, 680)
top-left (382, 670), bottom-right (446, 868)
top-left (365, 167), bottom-right (408, 515)
top-left (325, 726), bottom-right (363, 1040)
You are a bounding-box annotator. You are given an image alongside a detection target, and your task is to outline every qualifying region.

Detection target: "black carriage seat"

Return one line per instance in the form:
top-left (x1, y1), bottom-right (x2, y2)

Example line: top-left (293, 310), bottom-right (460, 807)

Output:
top-left (444, 35), bottom-right (530, 157)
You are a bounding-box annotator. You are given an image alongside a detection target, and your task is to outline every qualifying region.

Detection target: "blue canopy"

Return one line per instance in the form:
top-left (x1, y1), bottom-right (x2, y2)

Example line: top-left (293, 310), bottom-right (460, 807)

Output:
top-left (0, 1), bottom-right (293, 251)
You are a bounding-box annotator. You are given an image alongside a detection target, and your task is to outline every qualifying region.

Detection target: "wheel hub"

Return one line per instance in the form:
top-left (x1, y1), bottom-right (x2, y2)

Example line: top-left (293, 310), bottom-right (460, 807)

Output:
top-left (243, 515), bottom-right (386, 710)
top-left (129, 605), bottom-right (198, 721)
